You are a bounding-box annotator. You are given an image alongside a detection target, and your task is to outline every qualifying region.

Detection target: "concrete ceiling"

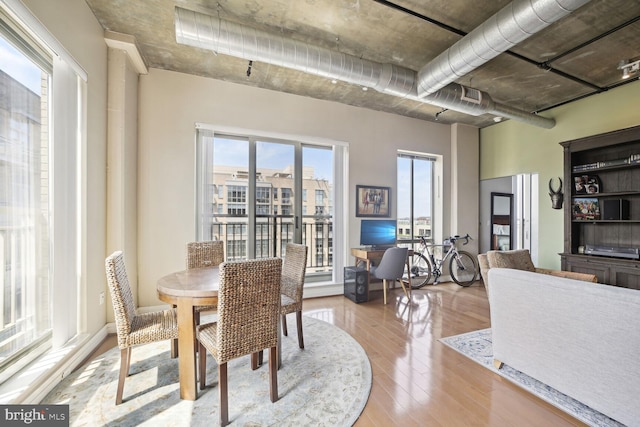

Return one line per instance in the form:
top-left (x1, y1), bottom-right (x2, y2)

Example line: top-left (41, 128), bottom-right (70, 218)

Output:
top-left (84, 0), bottom-right (640, 128)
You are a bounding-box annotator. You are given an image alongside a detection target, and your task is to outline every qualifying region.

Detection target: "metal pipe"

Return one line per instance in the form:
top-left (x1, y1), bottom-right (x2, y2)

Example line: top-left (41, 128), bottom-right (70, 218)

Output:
top-left (175, 6), bottom-right (555, 128)
top-left (417, 0), bottom-right (592, 97)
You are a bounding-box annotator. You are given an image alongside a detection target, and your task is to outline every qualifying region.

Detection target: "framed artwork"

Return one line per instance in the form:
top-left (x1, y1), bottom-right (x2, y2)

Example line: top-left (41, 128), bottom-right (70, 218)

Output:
top-left (574, 175), bottom-right (600, 195)
top-left (573, 197), bottom-right (600, 220)
top-left (356, 185), bottom-right (390, 217)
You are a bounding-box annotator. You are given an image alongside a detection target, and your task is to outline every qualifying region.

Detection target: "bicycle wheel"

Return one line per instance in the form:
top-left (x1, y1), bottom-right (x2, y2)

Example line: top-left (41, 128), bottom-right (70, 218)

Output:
top-left (409, 253), bottom-right (433, 289)
top-left (449, 250), bottom-right (478, 287)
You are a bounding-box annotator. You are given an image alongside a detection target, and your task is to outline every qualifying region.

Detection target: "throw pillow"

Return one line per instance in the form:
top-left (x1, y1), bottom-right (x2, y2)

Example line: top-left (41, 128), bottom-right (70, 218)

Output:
top-left (487, 249), bottom-right (536, 272)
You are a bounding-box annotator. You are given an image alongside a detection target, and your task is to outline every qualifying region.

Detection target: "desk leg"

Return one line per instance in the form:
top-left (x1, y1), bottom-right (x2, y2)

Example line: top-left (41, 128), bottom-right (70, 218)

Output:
top-left (177, 299), bottom-right (197, 400)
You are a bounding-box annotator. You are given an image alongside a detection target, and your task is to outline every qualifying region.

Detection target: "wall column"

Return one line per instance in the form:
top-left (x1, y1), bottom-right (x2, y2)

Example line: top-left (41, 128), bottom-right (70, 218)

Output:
top-left (105, 31), bottom-right (147, 319)
top-left (450, 123), bottom-right (480, 255)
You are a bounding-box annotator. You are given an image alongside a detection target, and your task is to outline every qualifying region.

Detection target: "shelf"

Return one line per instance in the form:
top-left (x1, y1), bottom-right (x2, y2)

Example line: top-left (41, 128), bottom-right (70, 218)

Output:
top-left (572, 220), bottom-right (640, 224)
top-left (572, 191), bottom-right (640, 198)
top-left (572, 162), bottom-right (640, 174)
top-left (562, 125), bottom-right (640, 290)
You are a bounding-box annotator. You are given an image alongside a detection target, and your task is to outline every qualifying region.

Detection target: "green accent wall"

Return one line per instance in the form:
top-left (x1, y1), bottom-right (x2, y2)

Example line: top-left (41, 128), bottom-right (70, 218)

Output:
top-left (480, 80), bottom-right (640, 270)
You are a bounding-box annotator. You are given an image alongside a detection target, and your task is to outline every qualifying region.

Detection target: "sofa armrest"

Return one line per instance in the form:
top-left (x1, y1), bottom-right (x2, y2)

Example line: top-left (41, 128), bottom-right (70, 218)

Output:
top-left (534, 267), bottom-right (597, 283)
top-left (477, 254), bottom-right (489, 285)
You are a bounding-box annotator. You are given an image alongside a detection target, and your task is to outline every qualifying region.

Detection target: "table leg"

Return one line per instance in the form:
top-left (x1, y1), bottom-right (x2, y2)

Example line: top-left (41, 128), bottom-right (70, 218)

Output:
top-left (177, 298), bottom-right (197, 400)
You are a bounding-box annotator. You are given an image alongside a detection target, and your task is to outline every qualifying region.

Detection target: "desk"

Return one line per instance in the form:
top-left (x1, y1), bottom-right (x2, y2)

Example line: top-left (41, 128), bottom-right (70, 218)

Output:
top-left (157, 267), bottom-right (219, 400)
top-left (350, 247), bottom-right (413, 302)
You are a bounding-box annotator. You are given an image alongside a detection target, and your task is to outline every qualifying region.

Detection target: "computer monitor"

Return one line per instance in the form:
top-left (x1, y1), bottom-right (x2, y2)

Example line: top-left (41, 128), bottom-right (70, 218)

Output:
top-left (359, 219), bottom-right (397, 249)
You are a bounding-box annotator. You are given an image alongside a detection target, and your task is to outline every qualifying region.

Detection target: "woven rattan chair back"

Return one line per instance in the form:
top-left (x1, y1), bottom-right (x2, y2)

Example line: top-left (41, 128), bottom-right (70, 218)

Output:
top-left (105, 251), bottom-right (138, 346)
top-left (186, 240), bottom-right (224, 269)
top-left (105, 251), bottom-right (178, 405)
top-left (280, 243), bottom-right (308, 348)
top-left (216, 257), bottom-right (282, 363)
top-left (281, 243), bottom-right (308, 306)
top-left (197, 257), bottom-right (282, 425)
top-left (186, 241), bottom-right (224, 321)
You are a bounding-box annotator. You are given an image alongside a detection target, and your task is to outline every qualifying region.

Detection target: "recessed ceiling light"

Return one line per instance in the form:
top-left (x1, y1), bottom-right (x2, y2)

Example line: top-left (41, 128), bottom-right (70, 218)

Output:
top-left (331, 79), bottom-right (337, 84)
top-left (493, 116), bottom-right (503, 123)
top-left (362, 87), bottom-right (368, 91)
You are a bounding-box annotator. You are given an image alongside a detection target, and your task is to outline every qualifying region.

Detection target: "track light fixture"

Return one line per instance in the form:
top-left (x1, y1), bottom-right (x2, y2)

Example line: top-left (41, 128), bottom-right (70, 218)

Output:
top-left (434, 108), bottom-right (448, 121)
top-left (618, 59), bottom-right (640, 80)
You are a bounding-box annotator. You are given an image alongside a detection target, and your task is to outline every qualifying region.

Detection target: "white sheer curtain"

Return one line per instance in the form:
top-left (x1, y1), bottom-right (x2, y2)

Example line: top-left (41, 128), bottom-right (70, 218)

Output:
top-left (0, 0), bottom-right (85, 382)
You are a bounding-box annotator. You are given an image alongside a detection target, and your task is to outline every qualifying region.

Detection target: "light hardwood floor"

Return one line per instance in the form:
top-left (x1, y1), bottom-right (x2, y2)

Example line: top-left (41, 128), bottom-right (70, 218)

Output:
top-left (85, 281), bottom-right (586, 426)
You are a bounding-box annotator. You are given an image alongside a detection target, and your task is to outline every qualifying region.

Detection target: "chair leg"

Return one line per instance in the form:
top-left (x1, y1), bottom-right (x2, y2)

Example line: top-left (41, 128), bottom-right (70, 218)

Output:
top-left (399, 278), bottom-right (411, 299)
top-left (198, 342), bottom-right (207, 390)
top-left (281, 314), bottom-right (288, 336)
top-left (171, 305), bottom-right (179, 358)
top-left (116, 348), bottom-right (130, 405)
top-left (251, 352), bottom-right (260, 370)
top-left (219, 362), bottom-right (229, 426)
top-left (383, 279), bottom-right (388, 304)
top-left (295, 310), bottom-right (304, 349)
top-left (171, 338), bottom-right (178, 358)
top-left (268, 346), bottom-right (278, 403)
top-left (125, 346), bottom-right (132, 376)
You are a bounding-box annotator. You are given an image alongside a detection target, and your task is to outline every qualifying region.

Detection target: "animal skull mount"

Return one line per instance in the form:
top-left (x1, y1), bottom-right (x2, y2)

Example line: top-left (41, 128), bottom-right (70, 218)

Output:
top-left (549, 177), bottom-right (563, 209)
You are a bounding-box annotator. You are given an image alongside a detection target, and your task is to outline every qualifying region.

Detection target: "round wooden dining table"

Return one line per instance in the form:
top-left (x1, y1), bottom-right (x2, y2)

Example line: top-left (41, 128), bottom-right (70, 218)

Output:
top-left (157, 267), bottom-right (219, 401)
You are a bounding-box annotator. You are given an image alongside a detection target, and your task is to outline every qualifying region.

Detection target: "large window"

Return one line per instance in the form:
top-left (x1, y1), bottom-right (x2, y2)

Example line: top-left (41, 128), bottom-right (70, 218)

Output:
top-left (397, 153), bottom-right (436, 244)
top-left (0, 4), bottom-right (84, 387)
top-left (0, 34), bottom-right (51, 380)
top-left (196, 128), bottom-right (341, 280)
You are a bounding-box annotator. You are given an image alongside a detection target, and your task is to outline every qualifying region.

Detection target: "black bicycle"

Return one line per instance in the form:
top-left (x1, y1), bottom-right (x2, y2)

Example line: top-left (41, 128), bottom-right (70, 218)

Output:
top-left (409, 234), bottom-right (478, 288)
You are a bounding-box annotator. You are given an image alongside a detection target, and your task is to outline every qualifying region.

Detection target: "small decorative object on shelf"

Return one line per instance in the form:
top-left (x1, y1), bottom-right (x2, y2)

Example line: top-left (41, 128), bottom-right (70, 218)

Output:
top-left (597, 158), bottom-right (629, 168)
top-left (572, 162), bottom-right (598, 172)
top-left (630, 153), bottom-right (640, 164)
top-left (574, 175), bottom-right (600, 194)
top-left (573, 197), bottom-right (600, 220)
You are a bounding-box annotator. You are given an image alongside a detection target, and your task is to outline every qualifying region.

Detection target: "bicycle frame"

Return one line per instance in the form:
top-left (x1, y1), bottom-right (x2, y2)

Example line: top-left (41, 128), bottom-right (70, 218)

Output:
top-left (410, 233), bottom-right (476, 288)
top-left (420, 240), bottom-right (459, 277)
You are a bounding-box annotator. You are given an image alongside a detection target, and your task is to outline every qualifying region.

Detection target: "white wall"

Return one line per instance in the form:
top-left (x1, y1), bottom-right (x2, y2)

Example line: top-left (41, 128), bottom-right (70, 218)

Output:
top-left (137, 68), bottom-right (479, 306)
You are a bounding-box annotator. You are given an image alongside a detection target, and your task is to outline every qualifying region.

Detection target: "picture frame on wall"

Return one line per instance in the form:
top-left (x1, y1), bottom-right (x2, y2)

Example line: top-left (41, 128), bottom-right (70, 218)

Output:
top-left (356, 185), bottom-right (390, 217)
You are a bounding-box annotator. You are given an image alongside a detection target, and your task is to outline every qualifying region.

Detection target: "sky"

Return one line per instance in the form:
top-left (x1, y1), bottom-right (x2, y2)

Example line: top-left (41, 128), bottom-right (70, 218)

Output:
top-left (397, 157), bottom-right (432, 218)
top-left (214, 136), bottom-right (431, 217)
top-left (213, 137), bottom-right (333, 181)
top-left (0, 37), bottom-right (42, 93)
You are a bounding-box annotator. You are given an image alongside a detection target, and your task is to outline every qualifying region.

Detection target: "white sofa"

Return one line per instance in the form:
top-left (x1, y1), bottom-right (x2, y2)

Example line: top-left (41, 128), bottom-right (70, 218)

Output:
top-left (488, 268), bottom-right (640, 427)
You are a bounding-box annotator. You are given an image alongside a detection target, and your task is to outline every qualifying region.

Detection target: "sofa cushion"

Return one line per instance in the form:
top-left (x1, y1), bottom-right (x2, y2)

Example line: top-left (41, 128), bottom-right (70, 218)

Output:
top-left (486, 249), bottom-right (536, 272)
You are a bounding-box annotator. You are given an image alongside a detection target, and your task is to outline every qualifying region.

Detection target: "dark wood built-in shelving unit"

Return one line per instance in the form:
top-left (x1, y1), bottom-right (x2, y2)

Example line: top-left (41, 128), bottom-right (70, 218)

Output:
top-left (561, 125), bottom-right (640, 290)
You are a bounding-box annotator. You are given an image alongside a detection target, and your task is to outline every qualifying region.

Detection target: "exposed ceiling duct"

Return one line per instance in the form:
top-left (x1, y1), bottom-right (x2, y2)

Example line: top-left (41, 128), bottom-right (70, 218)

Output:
top-left (417, 0), bottom-right (592, 97)
top-left (174, 6), bottom-right (555, 129)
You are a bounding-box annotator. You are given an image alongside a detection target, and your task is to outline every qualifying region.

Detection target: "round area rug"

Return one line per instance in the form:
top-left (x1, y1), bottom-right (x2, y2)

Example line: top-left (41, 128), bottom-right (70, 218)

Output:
top-left (43, 316), bottom-right (371, 426)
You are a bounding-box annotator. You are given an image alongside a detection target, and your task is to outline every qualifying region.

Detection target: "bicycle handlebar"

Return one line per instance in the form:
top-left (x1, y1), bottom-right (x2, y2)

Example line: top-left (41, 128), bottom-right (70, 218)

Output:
top-left (450, 234), bottom-right (472, 246)
top-left (419, 234), bottom-right (473, 246)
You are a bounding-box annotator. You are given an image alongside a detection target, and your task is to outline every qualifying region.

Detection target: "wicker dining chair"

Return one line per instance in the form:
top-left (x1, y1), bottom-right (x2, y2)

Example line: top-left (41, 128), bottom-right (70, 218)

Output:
top-left (105, 251), bottom-right (179, 405)
top-left (197, 257), bottom-right (282, 427)
top-left (280, 243), bottom-right (308, 349)
top-left (186, 240), bottom-right (224, 324)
